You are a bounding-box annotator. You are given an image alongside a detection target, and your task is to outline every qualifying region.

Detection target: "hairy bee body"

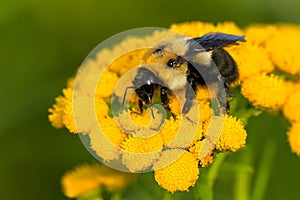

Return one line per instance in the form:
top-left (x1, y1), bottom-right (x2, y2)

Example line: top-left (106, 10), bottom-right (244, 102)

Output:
top-left (122, 32), bottom-right (245, 118)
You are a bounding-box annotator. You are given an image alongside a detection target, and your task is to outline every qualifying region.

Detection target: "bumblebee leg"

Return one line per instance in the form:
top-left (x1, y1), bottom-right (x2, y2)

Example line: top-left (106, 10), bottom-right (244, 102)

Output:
top-left (182, 78), bottom-right (196, 115)
top-left (135, 84), bottom-right (155, 118)
top-left (160, 87), bottom-right (176, 119)
top-left (122, 86), bottom-right (136, 111)
top-left (146, 92), bottom-right (155, 119)
top-left (182, 100), bottom-right (192, 115)
top-left (138, 99), bottom-right (144, 114)
top-left (137, 92), bottom-right (155, 118)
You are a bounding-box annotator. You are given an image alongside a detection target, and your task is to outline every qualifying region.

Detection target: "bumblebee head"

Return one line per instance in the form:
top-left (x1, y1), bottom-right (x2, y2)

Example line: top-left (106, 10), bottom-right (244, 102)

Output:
top-left (143, 37), bottom-right (189, 76)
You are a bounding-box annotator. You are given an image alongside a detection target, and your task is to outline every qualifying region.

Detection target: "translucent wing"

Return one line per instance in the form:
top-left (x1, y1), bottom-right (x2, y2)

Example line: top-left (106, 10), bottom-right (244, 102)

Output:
top-left (189, 32), bottom-right (246, 51)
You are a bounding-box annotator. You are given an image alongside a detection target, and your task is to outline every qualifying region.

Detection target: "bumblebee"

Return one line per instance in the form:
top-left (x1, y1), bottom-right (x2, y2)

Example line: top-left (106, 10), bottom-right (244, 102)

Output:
top-left (122, 32), bottom-right (245, 118)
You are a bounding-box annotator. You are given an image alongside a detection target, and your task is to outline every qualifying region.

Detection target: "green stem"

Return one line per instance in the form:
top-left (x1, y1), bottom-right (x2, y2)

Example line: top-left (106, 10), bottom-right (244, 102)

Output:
top-left (194, 153), bottom-right (227, 200)
top-left (162, 191), bottom-right (173, 200)
top-left (207, 153), bottom-right (228, 188)
top-left (251, 140), bottom-right (277, 200)
top-left (111, 193), bottom-right (122, 200)
top-left (235, 167), bottom-right (251, 200)
top-left (234, 147), bottom-right (255, 200)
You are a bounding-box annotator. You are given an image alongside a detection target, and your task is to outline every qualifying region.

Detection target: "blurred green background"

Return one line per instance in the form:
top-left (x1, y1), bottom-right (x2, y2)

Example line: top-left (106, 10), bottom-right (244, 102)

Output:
top-left (1, 0), bottom-right (300, 199)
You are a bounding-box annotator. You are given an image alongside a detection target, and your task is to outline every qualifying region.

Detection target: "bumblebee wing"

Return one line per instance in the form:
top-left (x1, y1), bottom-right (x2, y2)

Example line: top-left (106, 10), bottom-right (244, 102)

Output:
top-left (189, 32), bottom-right (246, 51)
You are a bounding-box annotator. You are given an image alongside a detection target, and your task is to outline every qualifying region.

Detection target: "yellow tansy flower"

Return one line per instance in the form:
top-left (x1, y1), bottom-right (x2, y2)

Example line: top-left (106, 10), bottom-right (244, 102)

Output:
top-left (96, 69), bottom-right (119, 98)
top-left (60, 88), bottom-right (76, 133)
top-left (170, 21), bottom-right (215, 38)
top-left (164, 93), bottom-right (211, 122)
top-left (189, 140), bottom-right (214, 167)
top-left (283, 92), bottom-right (300, 122)
top-left (60, 88), bottom-right (77, 133)
top-left (215, 115), bottom-right (247, 152)
top-left (214, 21), bottom-right (244, 35)
top-left (75, 59), bottom-right (103, 97)
top-left (196, 86), bottom-right (211, 101)
top-left (159, 117), bottom-right (180, 146)
top-left (244, 24), bottom-right (277, 47)
top-left (154, 149), bottom-right (199, 193)
top-left (61, 164), bottom-right (136, 198)
top-left (160, 115), bottom-right (203, 148)
top-left (170, 21), bottom-right (243, 38)
top-left (198, 100), bottom-right (212, 122)
top-left (48, 96), bottom-right (66, 129)
top-left (119, 111), bottom-right (154, 129)
top-left (163, 116), bottom-right (199, 149)
top-left (70, 94), bottom-right (101, 134)
top-left (287, 122), bottom-right (300, 156)
top-left (49, 77), bottom-right (97, 134)
top-left (61, 164), bottom-right (101, 198)
top-left (121, 134), bottom-right (163, 172)
top-left (95, 98), bottom-right (109, 121)
top-left (89, 129), bottom-right (122, 162)
top-left (107, 49), bottom-right (147, 76)
top-left (90, 118), bottom-right (127, 161)
top-left (100, 117), bottom-right (127, 147)
top-left (168, 95), bottom-right (181, 117)
top-left (49, 21), bottom-right (300, 194)
top-left (48, 78), bottom-right (75, 130)
top-left (285, 81), bottom-right (300, 97)
top-left (241, 73), bottom-right (288, 109)
top-left (202, 115), bottom-right (246, 152)
top-left (199, 152), bottom-right (214, 167)
top-left (229, 44), bottom-right (274, 81)
top-left (116, 108), bottom-right (164, 136)
top-left (267, 24), bottom-right (300, 75)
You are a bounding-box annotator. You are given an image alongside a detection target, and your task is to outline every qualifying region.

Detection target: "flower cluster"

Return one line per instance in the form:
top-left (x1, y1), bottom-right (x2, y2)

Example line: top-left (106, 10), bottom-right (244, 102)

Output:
top-left (172, 22), bottom-right (300, 156)
top-left (49, 21), bottom-right (300, 196)
top-left (61, 164), bottom-right (136, 199)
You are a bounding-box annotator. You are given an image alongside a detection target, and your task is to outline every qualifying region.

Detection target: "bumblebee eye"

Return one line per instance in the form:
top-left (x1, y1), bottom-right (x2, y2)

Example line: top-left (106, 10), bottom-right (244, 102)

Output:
top-left (153, 48), bottom-right (163, 54)
top-left (152, 46), bottom-right (165, 54)
top-left (167, 59), bottom-right (174, 67)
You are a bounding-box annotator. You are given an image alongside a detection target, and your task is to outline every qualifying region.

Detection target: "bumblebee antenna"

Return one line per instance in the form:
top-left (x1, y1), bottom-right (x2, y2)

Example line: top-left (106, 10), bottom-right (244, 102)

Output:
top-left (122, 86), bottom-right (136, 110)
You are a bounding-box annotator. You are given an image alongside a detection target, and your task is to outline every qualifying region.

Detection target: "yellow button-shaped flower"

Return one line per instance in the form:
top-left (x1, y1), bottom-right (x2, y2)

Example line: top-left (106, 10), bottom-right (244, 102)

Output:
top-left (154, 149), bottom-right (199, 193)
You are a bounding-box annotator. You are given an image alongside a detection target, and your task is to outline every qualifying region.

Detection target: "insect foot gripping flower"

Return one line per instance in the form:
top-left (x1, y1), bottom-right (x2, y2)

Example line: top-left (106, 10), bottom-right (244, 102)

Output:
top-left (61, 164), bottom-right (137, 199)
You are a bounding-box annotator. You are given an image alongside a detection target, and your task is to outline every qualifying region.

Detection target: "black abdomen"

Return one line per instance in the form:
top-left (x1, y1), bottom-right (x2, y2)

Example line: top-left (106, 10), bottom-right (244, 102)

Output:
top-left (212, 48), bottom-right (238, 83)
